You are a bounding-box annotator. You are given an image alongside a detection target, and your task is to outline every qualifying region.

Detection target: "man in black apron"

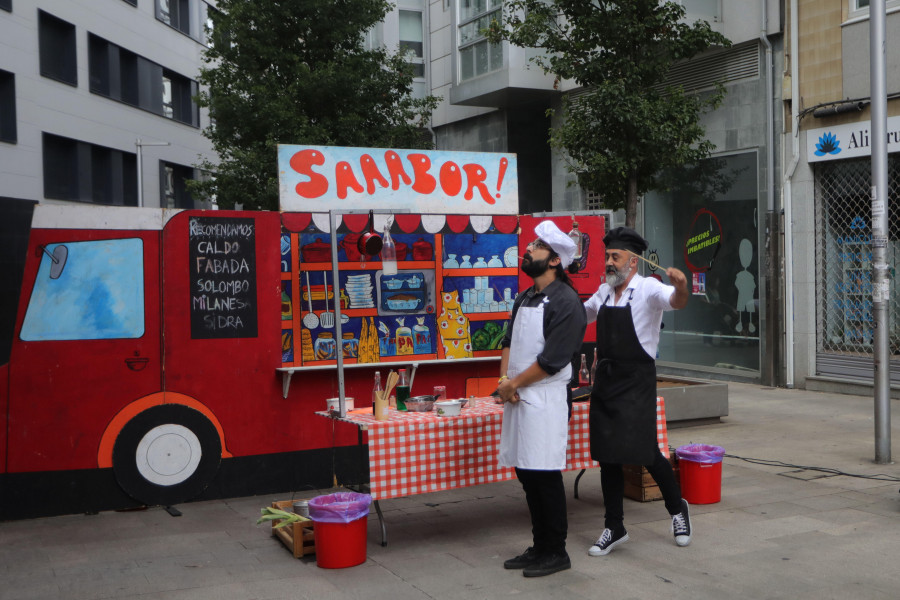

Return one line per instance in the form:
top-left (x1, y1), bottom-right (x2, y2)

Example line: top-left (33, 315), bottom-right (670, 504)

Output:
top-left (584, 227), bottom-right (690, 556)
top-left (496, 220), bottom-right (586, 577)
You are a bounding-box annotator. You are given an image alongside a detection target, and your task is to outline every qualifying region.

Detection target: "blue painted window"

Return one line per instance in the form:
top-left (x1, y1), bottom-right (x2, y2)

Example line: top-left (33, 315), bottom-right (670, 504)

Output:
top-left (21, 239), bottom-right (145, 341)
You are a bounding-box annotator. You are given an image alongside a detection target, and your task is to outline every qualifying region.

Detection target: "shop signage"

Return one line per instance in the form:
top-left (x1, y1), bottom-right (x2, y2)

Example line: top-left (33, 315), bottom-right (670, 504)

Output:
top-left (807, 116), bottom-right (900, 162)
top-left (278, 145), bottom-right (518, 214)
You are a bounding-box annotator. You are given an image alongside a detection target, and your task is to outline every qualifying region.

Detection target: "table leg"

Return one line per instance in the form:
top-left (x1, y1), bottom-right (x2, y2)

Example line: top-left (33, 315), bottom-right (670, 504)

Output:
top-left (573, 469), bottom-right (586, 499)
top-left (374, 500), bottom-right (387, 546)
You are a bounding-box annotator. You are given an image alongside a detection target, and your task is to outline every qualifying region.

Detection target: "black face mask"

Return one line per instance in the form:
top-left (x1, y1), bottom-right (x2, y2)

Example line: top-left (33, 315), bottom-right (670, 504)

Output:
top-left (522, 252), bottom-right (552, 278)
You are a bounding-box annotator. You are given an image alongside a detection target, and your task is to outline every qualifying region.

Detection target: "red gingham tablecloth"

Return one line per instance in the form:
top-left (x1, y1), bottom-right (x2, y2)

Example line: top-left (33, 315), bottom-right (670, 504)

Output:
top-left (319, 397), bottom-right (668, 500)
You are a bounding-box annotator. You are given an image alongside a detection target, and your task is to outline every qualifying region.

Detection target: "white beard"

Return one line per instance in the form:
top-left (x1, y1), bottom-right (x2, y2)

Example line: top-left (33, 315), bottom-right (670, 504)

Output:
top-left (605, 264), bottom-right (632, 288)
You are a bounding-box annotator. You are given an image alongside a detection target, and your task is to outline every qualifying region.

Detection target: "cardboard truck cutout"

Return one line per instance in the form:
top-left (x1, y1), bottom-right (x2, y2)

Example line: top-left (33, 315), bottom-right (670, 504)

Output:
top-left (0, 147), bottom-right (606, 520)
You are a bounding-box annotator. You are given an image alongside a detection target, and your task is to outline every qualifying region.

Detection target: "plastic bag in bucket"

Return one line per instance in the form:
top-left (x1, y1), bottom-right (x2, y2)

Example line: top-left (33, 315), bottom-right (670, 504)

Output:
top-left (676, 444), bottom-right (725, 464)
top-left (308, 492), bottom-right (372, 523)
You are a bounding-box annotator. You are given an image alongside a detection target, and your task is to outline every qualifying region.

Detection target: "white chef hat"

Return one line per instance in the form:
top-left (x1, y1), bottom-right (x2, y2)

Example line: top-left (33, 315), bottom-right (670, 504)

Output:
top-left (534, 220), bottom-right (577, 269)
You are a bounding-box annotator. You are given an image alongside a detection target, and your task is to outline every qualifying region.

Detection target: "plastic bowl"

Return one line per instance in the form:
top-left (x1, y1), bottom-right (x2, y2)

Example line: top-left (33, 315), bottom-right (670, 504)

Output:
top-left (405, 395), bottom-right (435, 412)
top-left (435, 400), bottom-right (463, 417)
top-left (326, 397), bottom-right (354, 411)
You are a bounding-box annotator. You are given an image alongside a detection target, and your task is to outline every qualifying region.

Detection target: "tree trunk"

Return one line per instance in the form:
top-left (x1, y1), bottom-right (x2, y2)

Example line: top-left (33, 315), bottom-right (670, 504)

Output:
top-left (625, 173), bottom-right (639, 228)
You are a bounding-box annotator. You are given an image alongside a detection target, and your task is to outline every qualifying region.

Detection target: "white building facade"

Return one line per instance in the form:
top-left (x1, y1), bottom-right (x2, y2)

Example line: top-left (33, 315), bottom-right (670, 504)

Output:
top-left (0, 0), bottom-right (215, 209)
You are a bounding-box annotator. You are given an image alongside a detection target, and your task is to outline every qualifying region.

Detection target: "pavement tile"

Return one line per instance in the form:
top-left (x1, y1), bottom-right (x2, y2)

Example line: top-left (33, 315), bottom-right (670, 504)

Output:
top-left (2, 382), bottom-right (900, 599)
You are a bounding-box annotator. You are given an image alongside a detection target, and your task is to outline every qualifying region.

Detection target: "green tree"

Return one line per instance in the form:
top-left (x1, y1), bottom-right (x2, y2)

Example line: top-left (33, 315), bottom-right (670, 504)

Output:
top-left (193, 0), bottom-right (438, 210)
top-left (488, 1), bottom-right (730, 226)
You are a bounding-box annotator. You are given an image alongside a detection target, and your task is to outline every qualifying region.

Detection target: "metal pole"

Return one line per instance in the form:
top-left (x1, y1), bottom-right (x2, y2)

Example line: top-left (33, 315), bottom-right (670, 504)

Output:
top-left (135, 139), bottom-right (170, 208)
top-left (329, 210), bottom-right (348, 418)
top-left (870, 0), bottom-right (891, 464)
top-left (136, 139), bottom-right (143, 208)
top-left (326, 208), bottom-right (408, 417)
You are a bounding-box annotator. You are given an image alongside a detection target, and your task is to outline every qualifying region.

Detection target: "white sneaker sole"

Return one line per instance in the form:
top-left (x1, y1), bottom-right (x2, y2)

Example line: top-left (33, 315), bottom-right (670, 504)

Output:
top-left (588, 533), bottom-right (629, 556)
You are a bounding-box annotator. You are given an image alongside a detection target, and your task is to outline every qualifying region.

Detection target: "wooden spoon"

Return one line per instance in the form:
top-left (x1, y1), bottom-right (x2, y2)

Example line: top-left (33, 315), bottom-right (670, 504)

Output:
top-left (382, 370), bottom-right (399, 403)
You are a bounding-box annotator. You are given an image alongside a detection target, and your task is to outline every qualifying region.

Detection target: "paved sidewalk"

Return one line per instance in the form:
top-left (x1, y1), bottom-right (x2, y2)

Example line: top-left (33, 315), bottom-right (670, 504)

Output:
top-left (1, 382), bottom-right (899, 600)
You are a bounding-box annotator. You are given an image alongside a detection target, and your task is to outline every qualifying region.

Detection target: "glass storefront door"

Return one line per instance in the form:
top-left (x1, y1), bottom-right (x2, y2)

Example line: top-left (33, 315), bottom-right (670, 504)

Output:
top-left (643, 151), bottom-right (761, 374)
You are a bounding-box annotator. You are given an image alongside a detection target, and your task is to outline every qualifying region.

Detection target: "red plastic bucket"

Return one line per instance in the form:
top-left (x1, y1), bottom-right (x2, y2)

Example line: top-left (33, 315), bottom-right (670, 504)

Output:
top-left (314, 516), bottom-right (367, 568)
top-left (679, 459), bottom-right (722, 504)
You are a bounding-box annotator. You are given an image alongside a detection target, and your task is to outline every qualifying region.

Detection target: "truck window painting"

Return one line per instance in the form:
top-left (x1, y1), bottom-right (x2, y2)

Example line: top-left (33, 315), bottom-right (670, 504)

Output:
top-left (20, 238), bottom-right (145, 341)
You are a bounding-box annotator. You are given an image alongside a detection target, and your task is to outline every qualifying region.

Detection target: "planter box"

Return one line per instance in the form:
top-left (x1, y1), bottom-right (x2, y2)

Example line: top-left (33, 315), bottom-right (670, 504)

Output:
top-left (656, 376), bottom-right (729, 427)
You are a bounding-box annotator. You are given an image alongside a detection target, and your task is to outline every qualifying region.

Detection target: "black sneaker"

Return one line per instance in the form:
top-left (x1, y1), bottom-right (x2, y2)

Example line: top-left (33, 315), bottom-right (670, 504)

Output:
top-left (522, 552), bottom-right (571, 577)
top-left (672, 499), bottom-right (692, 547)
top-left (588, 528), bottom-right (629, 556)
top-left (503, 546), bottom-right (541, 569)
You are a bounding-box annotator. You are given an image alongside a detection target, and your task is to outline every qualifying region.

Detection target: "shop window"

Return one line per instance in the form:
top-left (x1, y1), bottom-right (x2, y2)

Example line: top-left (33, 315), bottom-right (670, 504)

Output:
top-left (158, 0), bottom-right (190, 34)
top-left (88, 34), bottom-right (199, 127)
top-left (162, 70), bottom-right (199, 126)
top-left (644, 151), bottom-right (760, 373)
top-left (88, 34), bottom-right (111, 96)
top-left (42, 133), bottom-right (138, 205)
top-left (160, 161), bottom-right (197, 208)
top-left (38, 11), bottom-right (77, 86)
top-left (119, 50), bottom-right (140, 106)
top-left (157, 0), bottom-right (209, 42)
top-left (400, 9), bottom-right (426, 99)
top-left (0, 70), bottom-right (16, 143)
top-left (850, 0), bottom-right (900, 16)
top-left (676, 0), bottom-right (720, 23)
top-left (458, 0), bottom-right (503, 81)
top-left (815, 157), bottom-right (900, 357)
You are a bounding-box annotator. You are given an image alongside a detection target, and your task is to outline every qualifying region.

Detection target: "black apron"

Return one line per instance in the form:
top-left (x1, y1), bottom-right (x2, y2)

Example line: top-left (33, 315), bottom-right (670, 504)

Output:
top-left (589, 291), bottom-right (658, 465)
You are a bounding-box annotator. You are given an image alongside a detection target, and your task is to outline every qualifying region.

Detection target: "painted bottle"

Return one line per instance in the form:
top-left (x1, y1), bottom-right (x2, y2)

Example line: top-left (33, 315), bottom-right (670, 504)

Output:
top-left (568, 220), bottom-right (583, 259)
top-left (381, 223), bottom-right (398, 276)
top-left (395, 317), bottom-right (414, 355)
top-left (413, 316), bottom-right (431, 354)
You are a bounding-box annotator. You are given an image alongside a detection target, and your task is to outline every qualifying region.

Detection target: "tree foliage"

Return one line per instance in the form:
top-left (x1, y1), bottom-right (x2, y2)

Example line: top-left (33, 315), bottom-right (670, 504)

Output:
top-left (193, 0), bottom-right (439, 210)
top-left (487, 0), bottom-right (731, 226)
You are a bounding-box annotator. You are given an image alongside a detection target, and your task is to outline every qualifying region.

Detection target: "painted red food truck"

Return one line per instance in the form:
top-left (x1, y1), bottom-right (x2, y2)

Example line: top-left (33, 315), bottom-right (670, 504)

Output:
top-left (0, 148), bottom-right (605, 520)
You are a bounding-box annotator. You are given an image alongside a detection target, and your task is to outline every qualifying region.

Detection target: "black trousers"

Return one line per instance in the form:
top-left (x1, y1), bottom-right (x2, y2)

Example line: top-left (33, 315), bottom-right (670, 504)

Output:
top-left (515, 467), bottom-right (567, 555)
top-left (599, 446), bottom-right (682, 532)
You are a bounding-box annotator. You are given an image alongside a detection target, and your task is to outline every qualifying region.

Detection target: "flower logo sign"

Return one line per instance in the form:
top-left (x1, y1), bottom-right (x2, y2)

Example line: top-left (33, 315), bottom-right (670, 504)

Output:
top-left (815, 132), bottom-right (842, 156)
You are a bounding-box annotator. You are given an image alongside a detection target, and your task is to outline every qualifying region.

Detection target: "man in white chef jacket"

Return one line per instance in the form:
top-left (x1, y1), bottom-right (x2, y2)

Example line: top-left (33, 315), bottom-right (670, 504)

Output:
top-left (496, 221), bottom-right (587, 578)
top-left (583, 226), bottom-right (691, 558)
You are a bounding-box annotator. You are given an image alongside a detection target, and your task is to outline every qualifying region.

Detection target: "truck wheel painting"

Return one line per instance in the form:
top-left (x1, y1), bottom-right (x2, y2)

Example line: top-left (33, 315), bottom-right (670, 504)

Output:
top-left (112, 404), bottom-right (222, 506)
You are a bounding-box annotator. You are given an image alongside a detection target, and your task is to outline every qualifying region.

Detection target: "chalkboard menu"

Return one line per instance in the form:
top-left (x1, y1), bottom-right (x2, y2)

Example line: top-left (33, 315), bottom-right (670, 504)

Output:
top-left (189, 216), bottom-right (258, 339)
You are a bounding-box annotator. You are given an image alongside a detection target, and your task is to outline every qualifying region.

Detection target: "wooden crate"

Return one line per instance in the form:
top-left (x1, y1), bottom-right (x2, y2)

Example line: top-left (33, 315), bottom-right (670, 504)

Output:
top-left (270, 500), bottom-right (315, 558)
top-left (624, 479), bottom-right (663, 502)
top-left (622, 456), bottom-right (679, 503)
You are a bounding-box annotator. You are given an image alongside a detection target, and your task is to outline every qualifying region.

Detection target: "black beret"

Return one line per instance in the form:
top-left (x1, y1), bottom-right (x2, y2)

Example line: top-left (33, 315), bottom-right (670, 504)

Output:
top-left (603, 227), bottom-right (649, 254)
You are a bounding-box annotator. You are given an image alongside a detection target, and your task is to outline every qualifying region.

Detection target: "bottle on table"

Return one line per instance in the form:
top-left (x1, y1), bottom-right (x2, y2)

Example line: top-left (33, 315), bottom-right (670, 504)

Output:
top-left (396, 368), bottom-right (410, 411)
top-left (372, 371), bottom-right (382, 413)
top-left (578, 353), bottom-right (590, 386)
top-left (590, 348), bottom-right (598, 386)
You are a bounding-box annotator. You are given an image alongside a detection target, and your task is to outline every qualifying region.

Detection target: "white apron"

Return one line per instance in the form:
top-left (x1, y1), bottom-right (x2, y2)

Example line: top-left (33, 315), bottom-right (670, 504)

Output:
top-left (497, 300), bottom-right (571, 470)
